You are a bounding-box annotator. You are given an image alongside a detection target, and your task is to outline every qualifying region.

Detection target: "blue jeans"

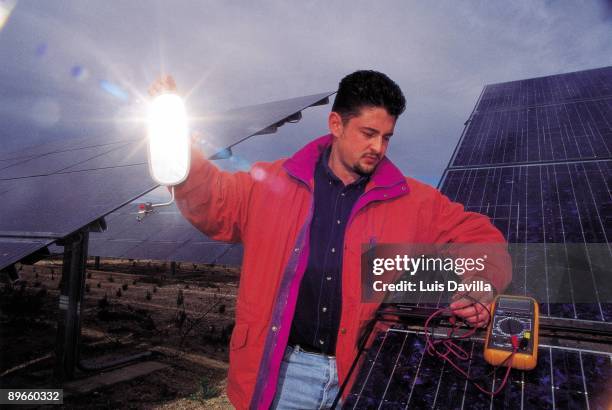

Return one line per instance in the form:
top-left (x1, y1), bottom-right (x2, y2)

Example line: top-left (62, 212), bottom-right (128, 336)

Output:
top-left (271, 344), bottom-right (342, 409)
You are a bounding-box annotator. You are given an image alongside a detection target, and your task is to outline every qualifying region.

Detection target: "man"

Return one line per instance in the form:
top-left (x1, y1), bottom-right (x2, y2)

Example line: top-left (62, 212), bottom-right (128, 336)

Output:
top-left (148, 71), bottom-right (510, 409)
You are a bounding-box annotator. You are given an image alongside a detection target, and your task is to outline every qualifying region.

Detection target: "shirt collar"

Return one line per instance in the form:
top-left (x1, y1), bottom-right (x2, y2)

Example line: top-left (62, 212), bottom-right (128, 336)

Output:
top-left (319, 145), bottom-right (370, 188)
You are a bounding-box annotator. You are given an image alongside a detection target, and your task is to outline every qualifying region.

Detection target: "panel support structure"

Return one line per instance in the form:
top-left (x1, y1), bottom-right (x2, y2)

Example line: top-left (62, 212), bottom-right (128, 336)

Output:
top-left (53, 220), bottom-right (153, 382)
top-left (54, 229), bottom-right (89, 381)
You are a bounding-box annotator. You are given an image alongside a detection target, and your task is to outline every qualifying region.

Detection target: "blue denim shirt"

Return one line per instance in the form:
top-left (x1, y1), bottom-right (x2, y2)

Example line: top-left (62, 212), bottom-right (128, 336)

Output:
top-left (288, 146), bottom-right (368, 354)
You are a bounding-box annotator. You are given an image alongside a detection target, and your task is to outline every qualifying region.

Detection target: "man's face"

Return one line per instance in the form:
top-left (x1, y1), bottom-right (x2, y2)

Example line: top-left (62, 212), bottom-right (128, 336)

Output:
top-left (329, 106), bottom-right (396, 176)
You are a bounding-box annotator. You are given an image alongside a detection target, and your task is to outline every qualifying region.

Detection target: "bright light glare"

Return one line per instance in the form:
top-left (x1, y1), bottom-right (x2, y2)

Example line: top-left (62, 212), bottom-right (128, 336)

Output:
top-left (0, 0), bottom-right (17, 32)
top-left (147, 93), bottom-right (190, 185)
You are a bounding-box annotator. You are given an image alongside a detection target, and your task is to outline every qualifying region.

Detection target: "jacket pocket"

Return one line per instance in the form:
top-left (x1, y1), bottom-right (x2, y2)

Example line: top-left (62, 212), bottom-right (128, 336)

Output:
top-left (230, 323), bottom-right (249, 351)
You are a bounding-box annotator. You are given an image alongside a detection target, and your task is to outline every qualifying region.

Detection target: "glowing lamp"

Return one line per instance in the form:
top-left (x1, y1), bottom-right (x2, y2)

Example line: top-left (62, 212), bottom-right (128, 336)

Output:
top-left (146, 93), bottom-right (190, 186)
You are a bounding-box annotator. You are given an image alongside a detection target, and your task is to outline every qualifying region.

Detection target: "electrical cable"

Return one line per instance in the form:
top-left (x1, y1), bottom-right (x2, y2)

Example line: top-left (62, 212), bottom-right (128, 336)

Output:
top-left (423, 293), bottom-right (517, 396)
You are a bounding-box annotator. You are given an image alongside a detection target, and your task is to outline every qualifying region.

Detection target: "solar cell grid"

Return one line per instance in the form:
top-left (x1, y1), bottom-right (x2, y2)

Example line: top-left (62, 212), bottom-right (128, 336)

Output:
top-left (0, 135), bottom-right (139, 161)
top-left (62, 140), bottom-right (148, 172)
top-left (477, 66), bottom-right (612, 113)
top-left (440, 67), bottom-right (611, 325)
top-left (0, 164), bottom-right (153, 238)
top-left (345, 327), bottom-right (611, 410)
top-left (440, 162), bottom-right (611, 322)
top-left (452, 99), bottom-right (611, 167)
top-left (0, 142), bottom-right (132, 180)
top-left (443, 163), bottom-right (610, 243)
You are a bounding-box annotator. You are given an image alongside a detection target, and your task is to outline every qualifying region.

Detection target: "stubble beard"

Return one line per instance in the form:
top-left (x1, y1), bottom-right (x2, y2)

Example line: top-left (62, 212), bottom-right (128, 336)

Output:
top-left (353, 160), bottom-right (377, 176)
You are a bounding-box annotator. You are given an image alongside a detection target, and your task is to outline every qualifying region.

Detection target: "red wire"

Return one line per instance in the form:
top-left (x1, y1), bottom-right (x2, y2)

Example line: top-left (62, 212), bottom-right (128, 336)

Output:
top-left (423, 304), bottom-right (517, 396)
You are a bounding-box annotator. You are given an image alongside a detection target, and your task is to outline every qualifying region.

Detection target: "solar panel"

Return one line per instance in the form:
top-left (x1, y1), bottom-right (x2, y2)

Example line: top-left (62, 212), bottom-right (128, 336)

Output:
top-left (451, 67), bottom-right (612, 167)
top-left (0, 91), bottom-right (332, 270)
top-left (0, 135), bottom-right (139, 161)
top-left (0, 141), bottom-right (134, 179)
top-left (439, 67), bottom-right (612, 324)
top-left (198, 92), bottom-right (332, 157)
top-left (62, 139), bottom-right (148, 172)
top-left (441, 162), bottom-right (610, 244)
top-left (87, 202), bottom-right (244, 265)
top-left (0, 164), bottom-right (152, 237)
top-left (345, 326), bottom-right (611, 409)
top-left (476, 66), bottom-right (612, 112)
top-left (0, 238), bottom-right (53, 269)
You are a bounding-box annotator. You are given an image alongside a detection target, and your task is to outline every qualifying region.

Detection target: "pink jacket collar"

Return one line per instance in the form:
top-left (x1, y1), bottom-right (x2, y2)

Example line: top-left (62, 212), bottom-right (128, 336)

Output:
top-left (282, 134), bottom-right (407, 191)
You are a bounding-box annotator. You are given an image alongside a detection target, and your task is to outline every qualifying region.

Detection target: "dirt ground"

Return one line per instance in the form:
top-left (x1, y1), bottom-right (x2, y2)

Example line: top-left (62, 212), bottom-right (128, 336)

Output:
top-left (0, 257), bottom-right (239, 409)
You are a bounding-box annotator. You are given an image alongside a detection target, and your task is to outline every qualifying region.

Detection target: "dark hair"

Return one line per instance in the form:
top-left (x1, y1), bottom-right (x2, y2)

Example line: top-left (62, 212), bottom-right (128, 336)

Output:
top-left (332, 70), bottom-right (406, 123)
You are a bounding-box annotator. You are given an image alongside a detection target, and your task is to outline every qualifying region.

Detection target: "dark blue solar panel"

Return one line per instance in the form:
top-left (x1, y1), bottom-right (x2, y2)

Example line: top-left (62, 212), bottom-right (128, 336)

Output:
top-left (440, 66), bottom-right (611, 324)
top-left (0, 92), bottom-right (331, 270)
top-left (0, 238), bottom-right (53, 269)
top-left (0, 142), bottom-right (131, 179)
top-left (87, 203), bottom-right (244, 266)
top-left (441, 162), bottom-right (610, 244)
top-left (476, 66), bottom-right (612, 112)
top-left (199, 92), bottom-right (332, 157)
top-left (0, 164), bottom-right (153, 237)
top-left (452, 99), bottom-right (611, 167)
top-left (440, 162), bottom-right (611, 322)
top-left (0, 135), bottom-right (137, 161)
top-left (345, 327), bottom-right (611, 409)
top-left (62, 140), bottom-right (148, 172)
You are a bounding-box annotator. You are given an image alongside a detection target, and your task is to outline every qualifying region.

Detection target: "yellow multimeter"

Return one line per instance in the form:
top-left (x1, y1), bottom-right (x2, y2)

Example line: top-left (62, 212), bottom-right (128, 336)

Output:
top-left (484, 295), bottom-right (539, 370)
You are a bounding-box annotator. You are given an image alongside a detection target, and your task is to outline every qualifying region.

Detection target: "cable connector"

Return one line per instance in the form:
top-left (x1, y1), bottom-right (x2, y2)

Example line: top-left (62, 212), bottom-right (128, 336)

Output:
top-left (511, 335), bottom-right (519, 350)
top-left (136, 187), bottom-right (176, 221)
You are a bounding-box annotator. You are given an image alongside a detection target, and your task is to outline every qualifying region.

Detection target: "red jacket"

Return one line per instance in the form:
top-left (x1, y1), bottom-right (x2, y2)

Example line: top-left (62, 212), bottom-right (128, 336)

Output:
top-left (173, 134), bottom-right (511, 409)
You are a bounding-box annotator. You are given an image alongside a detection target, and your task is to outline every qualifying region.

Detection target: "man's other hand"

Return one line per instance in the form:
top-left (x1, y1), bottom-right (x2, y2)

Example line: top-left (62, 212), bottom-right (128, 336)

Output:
top-left (450, 298), bottom-right (490, 328)
top-left (148, 74), bottom-right (178, 98)
top-left (450, 282), bottom-right (494, 328)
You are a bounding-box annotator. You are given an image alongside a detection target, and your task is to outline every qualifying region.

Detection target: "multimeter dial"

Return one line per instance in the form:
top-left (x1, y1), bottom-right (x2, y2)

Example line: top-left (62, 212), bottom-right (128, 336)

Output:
top-left (496, 317), bottom-right (528, 337)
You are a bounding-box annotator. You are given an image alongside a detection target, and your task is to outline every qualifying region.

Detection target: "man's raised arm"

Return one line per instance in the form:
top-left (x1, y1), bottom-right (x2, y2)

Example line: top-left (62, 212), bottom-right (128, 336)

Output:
top-left (149, 75), bottom-right (254, 243)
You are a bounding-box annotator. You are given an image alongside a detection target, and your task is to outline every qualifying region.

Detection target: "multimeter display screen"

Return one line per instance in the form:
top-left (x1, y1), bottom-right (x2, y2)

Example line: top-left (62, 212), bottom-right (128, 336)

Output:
top-left (498, 298), bottom-right (531, 311)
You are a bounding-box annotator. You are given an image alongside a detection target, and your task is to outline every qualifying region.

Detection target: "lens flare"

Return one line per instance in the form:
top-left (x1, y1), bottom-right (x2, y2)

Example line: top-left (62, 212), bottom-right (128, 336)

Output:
top-left (70, 65), bottom-right (89, 82)
top-left (0, 0), bottom-right (16, 33)
top-left (100, 80), bottom-right (129, 102)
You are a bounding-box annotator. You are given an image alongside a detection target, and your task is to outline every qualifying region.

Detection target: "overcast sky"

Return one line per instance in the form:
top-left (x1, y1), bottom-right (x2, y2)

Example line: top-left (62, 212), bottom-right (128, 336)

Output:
top-left (1, 0), bottom-right (611, 188)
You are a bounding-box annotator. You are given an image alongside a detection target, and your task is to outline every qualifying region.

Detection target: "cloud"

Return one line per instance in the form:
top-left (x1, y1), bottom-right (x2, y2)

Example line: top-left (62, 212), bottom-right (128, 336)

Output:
top-left (0, 0), bottom-right (610, 183)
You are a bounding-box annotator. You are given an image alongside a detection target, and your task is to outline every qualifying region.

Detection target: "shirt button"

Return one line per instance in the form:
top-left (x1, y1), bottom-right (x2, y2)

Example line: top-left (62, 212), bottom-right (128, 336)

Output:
top-left (272, 325), bottom-right (278, 332)
top-left (340, 328), bottom-right (347, 334)
top-left (319, 339), bottom-right (325, 345)
top-left (331, 248), bottom-right (335, 253)
top-left (294, 247), bottom-right (300, 253)
top-left (336, 220), bottom-right (341, 224)
top-left (341, 193), bottom-right (345, 197)
top-left (322, 307), bottom-right (327, 312)
top-left (326, 276), bottom-right (332, 281)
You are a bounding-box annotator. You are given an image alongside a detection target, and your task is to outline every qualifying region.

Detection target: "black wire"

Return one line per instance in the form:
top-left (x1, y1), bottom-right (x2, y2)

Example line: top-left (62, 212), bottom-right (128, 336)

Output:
top-left (428, 293), bottom-right (492, 347)
top-left (425, 294), bottom-right (520, 394)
